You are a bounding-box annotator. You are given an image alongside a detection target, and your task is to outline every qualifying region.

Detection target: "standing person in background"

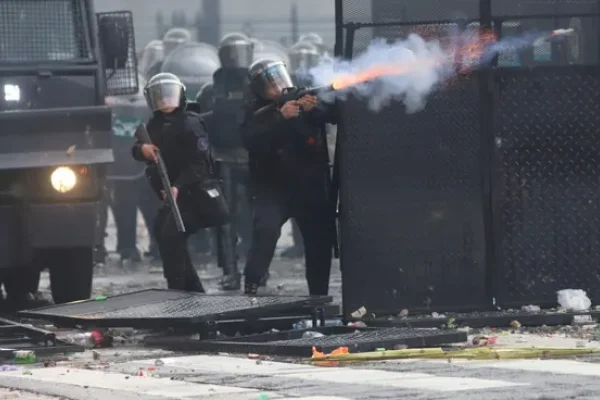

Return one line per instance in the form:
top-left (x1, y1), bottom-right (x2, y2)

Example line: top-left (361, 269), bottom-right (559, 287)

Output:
top-left (204, 33), bottom-right (255, 290)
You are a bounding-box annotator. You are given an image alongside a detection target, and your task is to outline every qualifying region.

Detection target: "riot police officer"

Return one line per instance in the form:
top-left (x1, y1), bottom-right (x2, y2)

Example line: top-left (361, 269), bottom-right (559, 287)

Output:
top-left (142, 28), bottom-right (192, 79)
top-left (240, 59), bottom-right (337, 296)
top-left (204, 33), bottom-right (255, 290)
top-left (278, 41), bottom-right (323, 259)
top-left (131, 73), bottom-right (228, 291)
top-left (298, 33), bottom-right (327, 56)
top-left (139, 40), bottom-right (164, 79)
top-left (162, 28), bottom-right (192, 57)
top-left (161, 42), bottom-right (220, 259)
top-left (161, 42), bottom-right (219, 99)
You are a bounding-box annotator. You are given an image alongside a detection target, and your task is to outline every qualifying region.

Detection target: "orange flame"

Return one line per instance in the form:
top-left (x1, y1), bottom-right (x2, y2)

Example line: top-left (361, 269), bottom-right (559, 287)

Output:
top-left (329, 29), bottom-right (497, 91)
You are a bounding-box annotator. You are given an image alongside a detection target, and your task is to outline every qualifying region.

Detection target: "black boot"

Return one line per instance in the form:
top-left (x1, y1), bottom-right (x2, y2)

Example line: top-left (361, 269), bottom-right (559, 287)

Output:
top-left (221, 273), bottom-right (241, 291)
top-left (120, 247), bottom-right (142, 263)
top-left (217, 223), bottom-right (241, 291)
top-left (259, 272), bottom-right (270, 287)
top-left (93, 245), bottom-right (107, 264)
top-left (244, 282), bottom-right (259, 295)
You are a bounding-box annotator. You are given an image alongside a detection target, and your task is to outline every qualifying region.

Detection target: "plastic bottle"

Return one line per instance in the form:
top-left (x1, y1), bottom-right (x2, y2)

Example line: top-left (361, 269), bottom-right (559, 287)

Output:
top-left (293, 319), bottom-right (343, 329)
top-left (63, 331), bottom-right (104, 348)
top-left (14, 351), bottom-right (36, 364)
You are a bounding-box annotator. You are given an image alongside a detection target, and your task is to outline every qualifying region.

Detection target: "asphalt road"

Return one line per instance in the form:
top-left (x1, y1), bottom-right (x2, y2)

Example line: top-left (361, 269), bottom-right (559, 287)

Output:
top-left (4, 211), bottom-right (600, 399)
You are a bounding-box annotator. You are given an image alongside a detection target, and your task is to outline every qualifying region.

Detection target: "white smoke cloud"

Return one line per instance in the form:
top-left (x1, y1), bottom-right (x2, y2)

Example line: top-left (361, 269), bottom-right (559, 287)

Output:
top-left (310, 34), bottom-right (454, 114)
top-left (310, 28), bottom-right (559, 114)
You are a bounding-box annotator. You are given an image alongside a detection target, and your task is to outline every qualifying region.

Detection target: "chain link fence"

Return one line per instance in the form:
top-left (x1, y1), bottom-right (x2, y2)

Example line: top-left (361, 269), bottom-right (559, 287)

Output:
top-left (336, 0), bottom-right (600, 315)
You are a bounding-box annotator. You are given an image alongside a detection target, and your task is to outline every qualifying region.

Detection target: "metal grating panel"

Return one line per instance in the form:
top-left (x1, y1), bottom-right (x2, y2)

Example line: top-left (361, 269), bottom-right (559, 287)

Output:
top-left (97, 11), bottom-right (139, 96)
top-left (493, 67), bottom-right (600, 307)
top-left (146, 327), bottom-right (468, 357)
top-left (0, 0), bottom-right (90, 63)
top-left (0, 317), bottom-right (83, 359)
top-left (20, 289), bottom-right (333, 328)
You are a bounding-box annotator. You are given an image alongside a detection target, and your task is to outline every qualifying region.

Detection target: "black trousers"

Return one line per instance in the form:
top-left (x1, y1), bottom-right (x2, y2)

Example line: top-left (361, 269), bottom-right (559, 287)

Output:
top-left (153, 205), bottom-right (205, 292)
top-left (153, 184), bottom-right (230, 292)
top-left (113, 178), bottom-right (160, 253)
top-left (244, 191), bottom-right (333, 295)
top-left (216, 161), bottom-right (252, 274)
top-left (290, 219), bottom-right (304, 251)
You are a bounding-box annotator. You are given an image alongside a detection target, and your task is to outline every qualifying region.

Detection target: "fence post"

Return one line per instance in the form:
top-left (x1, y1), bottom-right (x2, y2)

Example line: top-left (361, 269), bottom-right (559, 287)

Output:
top-left (334, 0), bottom-right (343, 57)
top-left (155, 11), bottom-right (164, 39)
top-left (478, 0), bottom-right (497, 308)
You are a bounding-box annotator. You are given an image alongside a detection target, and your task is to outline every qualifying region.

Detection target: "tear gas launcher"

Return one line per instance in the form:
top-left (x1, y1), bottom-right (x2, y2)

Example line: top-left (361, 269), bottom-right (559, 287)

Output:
top-left (254, 84), bottom-right (336, 116)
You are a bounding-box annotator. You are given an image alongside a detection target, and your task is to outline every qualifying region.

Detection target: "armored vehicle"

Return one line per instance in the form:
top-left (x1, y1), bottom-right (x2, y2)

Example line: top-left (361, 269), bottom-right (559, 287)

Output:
top-left (0, 0), bottom-right (138, 306)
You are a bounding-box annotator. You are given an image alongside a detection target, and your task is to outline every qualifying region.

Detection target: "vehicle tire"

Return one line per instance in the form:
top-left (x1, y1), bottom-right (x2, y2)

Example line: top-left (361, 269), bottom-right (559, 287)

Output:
top-left (1, 267), bottom-right (43, 311)
top-left (48, 247), bottom-right (94, 304)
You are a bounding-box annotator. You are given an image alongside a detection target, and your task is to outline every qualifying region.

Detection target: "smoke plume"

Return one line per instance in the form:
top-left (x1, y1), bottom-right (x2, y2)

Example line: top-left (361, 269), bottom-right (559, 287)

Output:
top-left (309, 28), bottom-right (556, 113)
top-left (311, 34), bottom-right (450, 113)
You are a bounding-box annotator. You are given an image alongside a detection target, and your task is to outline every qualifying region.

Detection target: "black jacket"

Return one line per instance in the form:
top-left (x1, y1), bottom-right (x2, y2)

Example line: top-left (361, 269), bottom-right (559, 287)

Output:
top-left (240, 91), bottom-right (337, 202)
top-left (207, 68), bottom-right (249, 150)
top-left (131, 108), bottom-right (213, 199)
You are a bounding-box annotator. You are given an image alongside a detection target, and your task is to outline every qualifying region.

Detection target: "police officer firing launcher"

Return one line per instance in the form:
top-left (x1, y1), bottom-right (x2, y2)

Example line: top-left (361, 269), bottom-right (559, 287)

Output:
top-left (132, 73), bottom-right (229, 292)
top-left (279, 41), bottom-right (324, 260)
top-left (241, 59), bottom-right (338, 296)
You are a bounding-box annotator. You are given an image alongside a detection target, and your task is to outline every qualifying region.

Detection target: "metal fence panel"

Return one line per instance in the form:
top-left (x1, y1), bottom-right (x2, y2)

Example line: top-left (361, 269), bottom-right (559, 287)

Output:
top-left (492, 66), bottom-right (600, 308)
top-left (340, 74), bottom-right (488, 316)
top-left (0, 0), bottom-right (91, 63)
top-left (337, 0), bottom-right (600, 314)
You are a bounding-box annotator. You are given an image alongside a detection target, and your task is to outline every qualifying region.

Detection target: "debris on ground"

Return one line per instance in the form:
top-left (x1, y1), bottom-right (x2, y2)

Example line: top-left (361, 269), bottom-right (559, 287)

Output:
top-left (521, 305), bottom-right (541, 313)
top-left (557, 289), bottom-right (592, 312)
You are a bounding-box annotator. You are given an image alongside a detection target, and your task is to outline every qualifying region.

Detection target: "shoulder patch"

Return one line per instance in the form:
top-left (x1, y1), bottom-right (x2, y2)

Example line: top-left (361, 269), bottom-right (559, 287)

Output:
top-left (197, 137), bottom-right (209, 151)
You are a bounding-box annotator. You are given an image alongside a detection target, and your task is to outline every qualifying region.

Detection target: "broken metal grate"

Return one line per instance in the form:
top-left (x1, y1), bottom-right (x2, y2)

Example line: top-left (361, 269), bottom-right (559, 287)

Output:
top-left (368, 309), bottom-right (600, 329)
top-left (0, 317), bottom-right (83, 359)
top-left (19, 289), bottom-right (333, 328)
top-left (146, 327), bottom-right (468, 357)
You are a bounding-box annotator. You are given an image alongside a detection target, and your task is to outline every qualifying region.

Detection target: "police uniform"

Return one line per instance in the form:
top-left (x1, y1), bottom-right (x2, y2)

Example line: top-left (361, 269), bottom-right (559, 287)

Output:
top-left (280, 41), bottom-right (323, 260)
top-left (160, 41), bottom-right (220, 260)
top-left (132, 73), bottom-right (228, 291)
top-left (241, 60), bottom-right (337, 296)
top-left (202, 33), bottom-right (256, 290)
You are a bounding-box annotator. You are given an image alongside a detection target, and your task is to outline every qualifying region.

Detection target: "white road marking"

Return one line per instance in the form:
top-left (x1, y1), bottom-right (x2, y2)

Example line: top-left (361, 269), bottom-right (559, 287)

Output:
top-left (0, 367), bottom-right (275, 399)
top-left (466, 359), bottom-right (600, 376)
top-left (126, 354), bottom-right (527, 392)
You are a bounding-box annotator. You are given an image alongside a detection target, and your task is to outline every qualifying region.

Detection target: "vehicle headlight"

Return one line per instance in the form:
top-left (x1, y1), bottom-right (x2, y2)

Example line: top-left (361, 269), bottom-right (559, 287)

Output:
top-left (50, 166), bottom-right (77, 193)
top-left (3, 84), bottom-right (20, 102)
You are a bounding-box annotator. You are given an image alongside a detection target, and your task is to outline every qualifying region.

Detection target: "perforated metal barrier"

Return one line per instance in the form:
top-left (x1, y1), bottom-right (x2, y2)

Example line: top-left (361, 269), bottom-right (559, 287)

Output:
top-left (97, 11), bottom-right (139, 96)
top-left (0, 0), bottom-right (91, 63)
top-left (335, 0), bottom-right (600, 315)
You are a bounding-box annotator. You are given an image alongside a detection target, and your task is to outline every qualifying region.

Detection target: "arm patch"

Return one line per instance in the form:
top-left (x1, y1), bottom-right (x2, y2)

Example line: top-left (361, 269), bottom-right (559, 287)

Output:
top-left (197, 137), bottom-right (209, 151)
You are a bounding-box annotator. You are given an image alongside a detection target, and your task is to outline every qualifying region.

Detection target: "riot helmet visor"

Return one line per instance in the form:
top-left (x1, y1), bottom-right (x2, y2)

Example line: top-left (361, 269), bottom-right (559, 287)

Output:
top-left (251, 61), bottom-right (293, 100)
top-left (145, 77), bottom-right (184, 112)
top-left (219, 41), bottom-right (253, 68)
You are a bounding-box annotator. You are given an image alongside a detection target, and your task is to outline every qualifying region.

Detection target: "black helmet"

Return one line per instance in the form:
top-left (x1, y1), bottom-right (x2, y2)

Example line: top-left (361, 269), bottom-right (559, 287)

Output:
top-left (298, 32), bottom-right (326, 54)
top-left (162, 27), bottom-right (192, 56)
top-left (161, 42), bottom-right (219, 99)
top-left (139, 40), bottom-right (164, 77)
top-left (288, 42), bottom-right (321, 73)
top-left (218, 32), bottom-right (253, 68)
top-left (249, 59), bottom-right (294, 100)
top-left (143, 72), bottom-right (186, 112)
